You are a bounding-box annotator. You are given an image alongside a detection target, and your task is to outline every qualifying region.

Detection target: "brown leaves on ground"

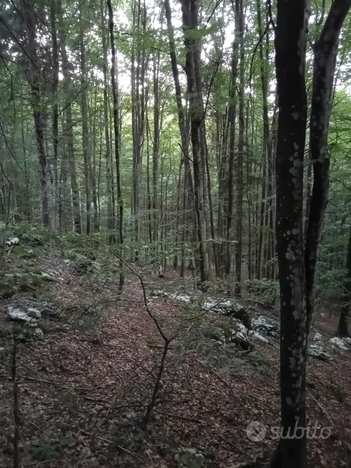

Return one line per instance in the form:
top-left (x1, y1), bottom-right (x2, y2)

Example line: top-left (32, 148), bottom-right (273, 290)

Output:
top-left (0, 255), bottom-right (350, 467)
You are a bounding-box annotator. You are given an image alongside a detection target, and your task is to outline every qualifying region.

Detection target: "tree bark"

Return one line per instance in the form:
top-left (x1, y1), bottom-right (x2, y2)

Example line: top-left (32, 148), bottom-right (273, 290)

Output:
top-left (338, 229), bottom-right (351, 337)
top-left (107, 0), bottom-right (124, 291)
top-left (80, 14), bottom-right (91, 234)
top-left (273, 0), bottom-right (309, 466)
top-left (180, 0), bottom-right (209, 285)
top-left (22, 0), bottom-right (50, 227)
top-left (234, 0), bottom-right (245, 295)
top-left (305, 0), bottom-right (351, 333)
top-left (57, 0), bottom-right (81, 233)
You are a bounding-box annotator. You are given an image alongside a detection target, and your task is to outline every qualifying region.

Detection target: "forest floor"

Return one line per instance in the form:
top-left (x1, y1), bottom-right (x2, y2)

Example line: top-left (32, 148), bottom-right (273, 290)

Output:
top-left (0, 234), bottom-right (351, 467)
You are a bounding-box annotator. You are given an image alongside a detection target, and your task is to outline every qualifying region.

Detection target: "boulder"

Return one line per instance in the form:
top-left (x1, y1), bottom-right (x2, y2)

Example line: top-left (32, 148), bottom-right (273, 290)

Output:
top-left (170, 293), bottom-right (192, 303)
top-left (330, 337), bottom-right (350, 351)
top-left (176, 447), bottom-right (206, 468)
top-left (308, 344), bottom-right (331, 361)
top-left (29, 301), bottom-right (60, 318)
top-left (202, 298), bottom-right (250, 328)
top-left (251, 315), bottom-right (280, 337)
top-left (27, 307), bottom-right (42, 319)
top-left (150, 290), bottom-right (169, 298)
top-left (6, 237), bottom-right (19, 247)
top-left (7, 306), bottom-right (32, 323)
top-left (249, 330), bottom-right (269, 343)
top-left (41, 272), bottom-right (55, 282)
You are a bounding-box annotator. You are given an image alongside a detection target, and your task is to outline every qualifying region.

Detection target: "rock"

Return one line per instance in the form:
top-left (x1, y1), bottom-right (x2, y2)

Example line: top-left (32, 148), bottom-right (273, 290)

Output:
top-left (7, 306), bottom-right (32, 323)
top-left (28, 320), bottom-right (38, 328)
top-left (313, 332), bottom-right (322, 341)
top-left (251, 315), bottom-right (280, 337)
top-left (170, 293), bottom-right (192, 303)
top-left (150, 290), bottom-right (169, 298)
top-left (6, 237), bottom-right (19, 247)
top-left (17, 327), bottom-right (44, 343)
top-left (249, 330), bottom-right (269, 343)
top-left (308, 344), bottom-right (331, 361)
top-left (29, 301), bottom-right (60, 318)
top-left (33, 328), bottom-right (44, 339)
top-left (212, 319), bottom-right (253, 351)
top-left (27, 307), bottom-right (41, 319)
top-left (41, 272), bottom-right (55, 282)
top-left (330, 337), bottom-right (350, 350)
top-left (202, 298), bottom-right (250, 328)
top-left (176, 448), bottom-right (206, 468)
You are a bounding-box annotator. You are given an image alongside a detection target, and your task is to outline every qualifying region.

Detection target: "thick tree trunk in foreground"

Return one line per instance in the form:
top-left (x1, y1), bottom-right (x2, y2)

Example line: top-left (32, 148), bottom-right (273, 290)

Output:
top-left (273, 1), bottom-right (351, 467)
top-left (273, 1), bottom-right (309, 467)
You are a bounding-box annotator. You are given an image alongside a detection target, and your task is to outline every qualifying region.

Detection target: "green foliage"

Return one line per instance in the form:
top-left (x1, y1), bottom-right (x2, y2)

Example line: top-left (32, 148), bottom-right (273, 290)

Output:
top-left (31, 435), bottom-right (75, 462)
top-left (31, 441), bottom-right (60, 462)
top-left (0, 280), bottom-right (16, 299)
top-left (66, 250), bottom-right (93, 274)
top-left (16, 327), bottom-right (44, 343)
top-left (12, 245), bottom-right (38, 260)
top-left (245, 279), bottom-right (279, 307)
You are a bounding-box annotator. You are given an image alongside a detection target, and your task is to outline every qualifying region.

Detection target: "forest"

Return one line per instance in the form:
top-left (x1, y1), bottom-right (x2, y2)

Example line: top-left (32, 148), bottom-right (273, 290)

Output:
top-left (0, 0), bottom-right (351, 467)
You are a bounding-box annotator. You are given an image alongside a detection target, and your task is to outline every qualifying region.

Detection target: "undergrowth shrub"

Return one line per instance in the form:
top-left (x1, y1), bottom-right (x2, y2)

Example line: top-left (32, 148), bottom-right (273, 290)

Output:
top-left (245, 278), bottom-right (279, 307)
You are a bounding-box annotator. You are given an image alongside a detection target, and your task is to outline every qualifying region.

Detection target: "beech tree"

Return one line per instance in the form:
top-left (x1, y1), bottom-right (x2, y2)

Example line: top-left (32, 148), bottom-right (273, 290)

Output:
top-left (0, 0), bottom-right (350, 308)
top-left (273, 0), bottom-right (351, 467)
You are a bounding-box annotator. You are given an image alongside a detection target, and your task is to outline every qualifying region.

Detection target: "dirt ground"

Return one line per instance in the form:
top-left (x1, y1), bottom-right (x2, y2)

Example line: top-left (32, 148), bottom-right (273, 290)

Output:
top-left (0, 248), bottom-right (350, 468)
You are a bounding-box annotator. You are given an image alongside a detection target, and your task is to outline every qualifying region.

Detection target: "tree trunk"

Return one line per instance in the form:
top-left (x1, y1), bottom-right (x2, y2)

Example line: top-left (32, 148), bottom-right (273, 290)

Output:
top-left (180, 0), bottom-right (209, 285)
top-left (108, 0), bottom-right (124, 291)
top-left (22, 0), bottom-right (49, 227)
top-left (50, 2), bottom-right (59, 229)
top-left (234, 0), bottom-right (245, 295)
top-left (101, 0), bottom-right (114, 241)
top-left (338, 229), bottom-right (351, 337)
top-left (305, 0), bottom-right (351, 333)
top-left (80, 14), bottom-right (91, 234)
top-left (273, 0), bottom-right (309, 466)
top-left (225, 0), bottom-right (239, 279)
top-left (57, 0), bottom-right (81, 233)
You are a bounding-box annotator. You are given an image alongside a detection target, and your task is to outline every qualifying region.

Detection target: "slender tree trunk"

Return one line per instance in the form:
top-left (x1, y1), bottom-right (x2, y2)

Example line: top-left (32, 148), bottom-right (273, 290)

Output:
top-left (80, 15), bottom-right (91, 234)
top-left (107, 0), bottom-right (124, 290)
top-left (50, 2), bottom-right (59, 229)
top-left (234, 0), bottom-right (245, 295)
top-left (101, 0), bottom-right (114, 241)
top-left (338, 229), bottom-right (351, 337)
top-left (22, 0), bottom-right (49, 227)
top-left (225, 2), bottom-right (239, 278)
top-left (57, 0), bottom-right (81, 233)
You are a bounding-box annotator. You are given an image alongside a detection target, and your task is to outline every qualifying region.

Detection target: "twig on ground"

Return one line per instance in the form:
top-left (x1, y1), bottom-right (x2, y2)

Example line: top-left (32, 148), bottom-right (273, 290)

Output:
top-left (153, 410), bottom-right (206, 424)
top-left (79, 429), bottom-right (143, 462)
top-left (86, 238), bottom-right (178, 430)
top-left (215, 432), bottom-right (249, 457)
